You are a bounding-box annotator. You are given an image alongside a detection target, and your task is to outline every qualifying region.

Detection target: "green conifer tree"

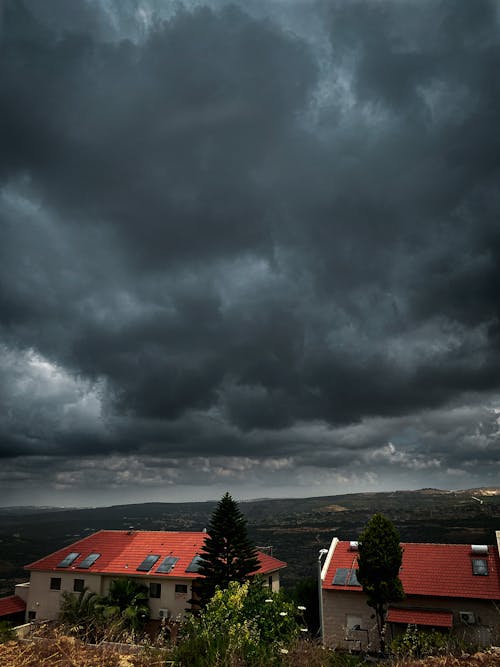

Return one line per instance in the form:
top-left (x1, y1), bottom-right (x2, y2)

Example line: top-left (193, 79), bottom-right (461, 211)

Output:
top-left (357, 513), bottom-right (404, 653)
top-left (196, 492), bottom-right (260, 606)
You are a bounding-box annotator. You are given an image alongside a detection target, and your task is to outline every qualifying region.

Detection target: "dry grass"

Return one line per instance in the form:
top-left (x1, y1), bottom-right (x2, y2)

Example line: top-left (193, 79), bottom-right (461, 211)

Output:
top-left (0, 634), bottom-right (169, 667)
top-left (1, 632), bottom-right (499, 667)
top-left (390, 653), bottom-right (500, 667)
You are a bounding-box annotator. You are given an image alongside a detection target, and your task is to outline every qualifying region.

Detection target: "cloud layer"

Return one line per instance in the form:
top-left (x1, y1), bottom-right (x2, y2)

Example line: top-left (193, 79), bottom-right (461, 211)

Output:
top-left (1, 0), bottom-right (500, 504)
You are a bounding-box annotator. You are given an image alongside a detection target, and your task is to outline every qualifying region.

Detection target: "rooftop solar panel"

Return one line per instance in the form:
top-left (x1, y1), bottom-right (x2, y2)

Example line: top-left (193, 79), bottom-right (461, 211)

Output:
top-left (348, 568), bottom-right (361, 587)
top-left (332, 567), bottom-right (350, 585)
top-left (186, 555), bottom-right (203, 573)
top-left (137, 554), bottom-right (160, 572)
top-left (78, 553), bottom-right (101, 569)
top-left (157, 556), bottom-right (179, 574)
top-left (56, 552), bottom-right (80, 568)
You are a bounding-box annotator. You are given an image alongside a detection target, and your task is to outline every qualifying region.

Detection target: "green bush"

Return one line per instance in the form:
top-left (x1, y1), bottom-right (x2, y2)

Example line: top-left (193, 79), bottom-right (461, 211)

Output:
top-left (174, 580), bottom-right (304, 666)
top-left (390, 624), bottom-right (449, 658)
top-left (0, 621), bottom-right (15, 644)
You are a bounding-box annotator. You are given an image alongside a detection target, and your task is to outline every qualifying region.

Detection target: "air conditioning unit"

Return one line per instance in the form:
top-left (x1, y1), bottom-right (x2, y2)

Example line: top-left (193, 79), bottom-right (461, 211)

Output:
top-left (459, 611), bottom-right (476, 624)
top-left (159, 608), bottom-right (171, 619)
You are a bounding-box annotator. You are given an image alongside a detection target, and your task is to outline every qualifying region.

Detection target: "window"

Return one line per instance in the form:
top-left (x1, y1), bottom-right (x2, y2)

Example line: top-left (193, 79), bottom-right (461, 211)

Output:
top-left (73, 579), bottom-right (85, 592)
top-left (28, 611), bottom-right (37, 620)
top-left (149, 582), bottom-right (161, 599)
top-left (50, 577), bottom-right (61, 590)
top-left (175, 584), bottom-right (188, 594)
top-left (472, 558), bottom-right (488, 575)
top-left (268, 575), bottom-right (273, 589)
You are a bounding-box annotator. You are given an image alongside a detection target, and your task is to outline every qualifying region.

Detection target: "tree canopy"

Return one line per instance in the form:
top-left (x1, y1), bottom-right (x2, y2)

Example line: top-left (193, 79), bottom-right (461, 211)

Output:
top-left (357, 513), bottom-right (404, 652)
top-left (196, 492), bottom-right (260, 605)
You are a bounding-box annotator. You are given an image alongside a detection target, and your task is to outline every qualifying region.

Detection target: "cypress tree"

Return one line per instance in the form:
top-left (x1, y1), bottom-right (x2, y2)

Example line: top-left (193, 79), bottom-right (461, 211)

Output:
top-left (357, 513), bottom-right (404, 653)
top-left (197, 492), bottom-right (260, 606)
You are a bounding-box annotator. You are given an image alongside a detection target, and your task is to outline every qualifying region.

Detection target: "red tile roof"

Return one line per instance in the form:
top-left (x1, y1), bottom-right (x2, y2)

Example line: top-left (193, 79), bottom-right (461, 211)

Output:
top-left (26, 530), bottom-right (286, 579)
top-left (387, 607), bottom-right (453, 628)
top-left (0, 595), bottom-right (26, 617)
top-left (323, 541), bottom-right (500, 600)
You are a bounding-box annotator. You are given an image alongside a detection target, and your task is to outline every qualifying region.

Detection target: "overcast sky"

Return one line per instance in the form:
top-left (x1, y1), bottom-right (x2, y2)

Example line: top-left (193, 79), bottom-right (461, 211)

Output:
top-left (1, 0), bottom-right (500, 507)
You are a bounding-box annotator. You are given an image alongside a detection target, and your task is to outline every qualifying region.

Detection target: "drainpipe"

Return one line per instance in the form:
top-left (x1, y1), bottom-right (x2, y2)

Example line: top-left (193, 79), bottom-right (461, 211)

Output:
top-left (318, 548), bottom-right (329, 644)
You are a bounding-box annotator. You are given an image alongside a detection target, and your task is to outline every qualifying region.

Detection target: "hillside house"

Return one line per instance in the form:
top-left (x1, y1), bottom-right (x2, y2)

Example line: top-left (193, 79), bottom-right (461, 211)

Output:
top-left (321, 530), bottom-right (500, 650)
top-left (15, 530), bottom-right (286, 624)
top-left (0, 595), bottom-right (27, 626)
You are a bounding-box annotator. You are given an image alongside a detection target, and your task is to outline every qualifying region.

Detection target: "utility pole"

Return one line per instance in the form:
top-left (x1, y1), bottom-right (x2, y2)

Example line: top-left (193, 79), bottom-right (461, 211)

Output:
top-left (318, 548), bottom-right (329, 644)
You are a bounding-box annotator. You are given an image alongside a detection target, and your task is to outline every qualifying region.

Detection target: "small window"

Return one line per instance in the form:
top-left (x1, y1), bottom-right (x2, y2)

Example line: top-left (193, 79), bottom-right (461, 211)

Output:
top-left (28, 611), bottom-right (37, 620)
top-left (175, 584), bottom-right (188, 594)
top-left (149, 582), bottom-right (161, 598)
top-left (73, 579), bottom-right (85, 592)
top-left (50, 577), bottom-right (61, 590)
top-left (268, 575), bottom-right (273, 588)
top-left (472, 558), bottom-right (488, 575)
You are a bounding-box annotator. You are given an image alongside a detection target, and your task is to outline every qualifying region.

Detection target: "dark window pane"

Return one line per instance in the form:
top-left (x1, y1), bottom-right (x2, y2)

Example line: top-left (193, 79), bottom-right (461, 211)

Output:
top-left (73, 579), bottom-right (85, 592)
top-left (472, 559), bottom-right (488, 575)
top-left (149, 582), bottom-right (161, 598)
top-left (50, 577), bottom-right (61, 590)
top-left (175, 584), bottom-right (188, 594)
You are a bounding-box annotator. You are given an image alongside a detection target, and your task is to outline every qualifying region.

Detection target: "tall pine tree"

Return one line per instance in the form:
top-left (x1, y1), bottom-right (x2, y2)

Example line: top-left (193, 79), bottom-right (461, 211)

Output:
top-left (357, 513), bottom-right (404, 653)
top-left (196, 492), bottom-right (260, 606)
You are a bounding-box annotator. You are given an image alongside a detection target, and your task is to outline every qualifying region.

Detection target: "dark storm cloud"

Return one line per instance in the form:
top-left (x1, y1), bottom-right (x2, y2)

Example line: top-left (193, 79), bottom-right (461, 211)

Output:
top-left (1, 0), bottom-right (500, 500)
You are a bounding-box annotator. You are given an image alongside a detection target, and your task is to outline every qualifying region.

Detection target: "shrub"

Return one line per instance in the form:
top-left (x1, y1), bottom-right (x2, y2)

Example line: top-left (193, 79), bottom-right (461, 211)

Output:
top-left (0, 621), bottom-right (15, 644)
top-left (174, 579), bottom-right (304, 666)
top-left (391, 624), bottom-right (451, 658)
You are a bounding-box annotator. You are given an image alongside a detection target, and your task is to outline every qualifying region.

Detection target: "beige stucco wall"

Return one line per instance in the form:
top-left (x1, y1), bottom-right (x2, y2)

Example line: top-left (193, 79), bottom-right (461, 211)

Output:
top-left (100, 575), bottom-right (193, 620)
top-left (267, 571), bottom-right (280, 593)
top-left (322, 590), bottom-right (500, 650)
top-left (26, 568), bottom-right (281, 624)
top-left (15, 581), bottom-right (30, 603)
top-left (26, 571), bottom-right (102, 622)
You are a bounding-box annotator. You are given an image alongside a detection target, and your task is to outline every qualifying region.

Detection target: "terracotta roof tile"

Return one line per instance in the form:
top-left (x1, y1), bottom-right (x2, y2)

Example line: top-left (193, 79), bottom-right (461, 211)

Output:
top-left (323, 541), bottom-right (500, 600)
top-left (26, 530), bottom-right (286, 579)
top-left (0, 595), bottom-right (26, 617)
top-left (387, 607), bottom-right (453, 627)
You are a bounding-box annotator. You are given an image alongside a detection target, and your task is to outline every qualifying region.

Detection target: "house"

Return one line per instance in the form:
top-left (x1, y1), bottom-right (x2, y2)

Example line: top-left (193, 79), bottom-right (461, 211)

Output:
top-left (0, 595), bottom-right (27, 626)
top-left (16, 530), bottom-right (286, 624)
top-left (321, 530), bottom-right (500, 650)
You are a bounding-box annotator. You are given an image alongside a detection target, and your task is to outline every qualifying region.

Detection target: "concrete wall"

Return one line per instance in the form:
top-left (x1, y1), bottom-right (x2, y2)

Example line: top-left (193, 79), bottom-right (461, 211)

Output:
top-left (322, 590), bottom-right (500, 650)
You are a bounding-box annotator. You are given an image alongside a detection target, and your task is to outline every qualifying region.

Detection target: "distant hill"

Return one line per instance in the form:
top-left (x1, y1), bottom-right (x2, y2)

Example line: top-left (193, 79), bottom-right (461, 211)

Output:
top-left (0, 487), bottom-right (499, 593)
